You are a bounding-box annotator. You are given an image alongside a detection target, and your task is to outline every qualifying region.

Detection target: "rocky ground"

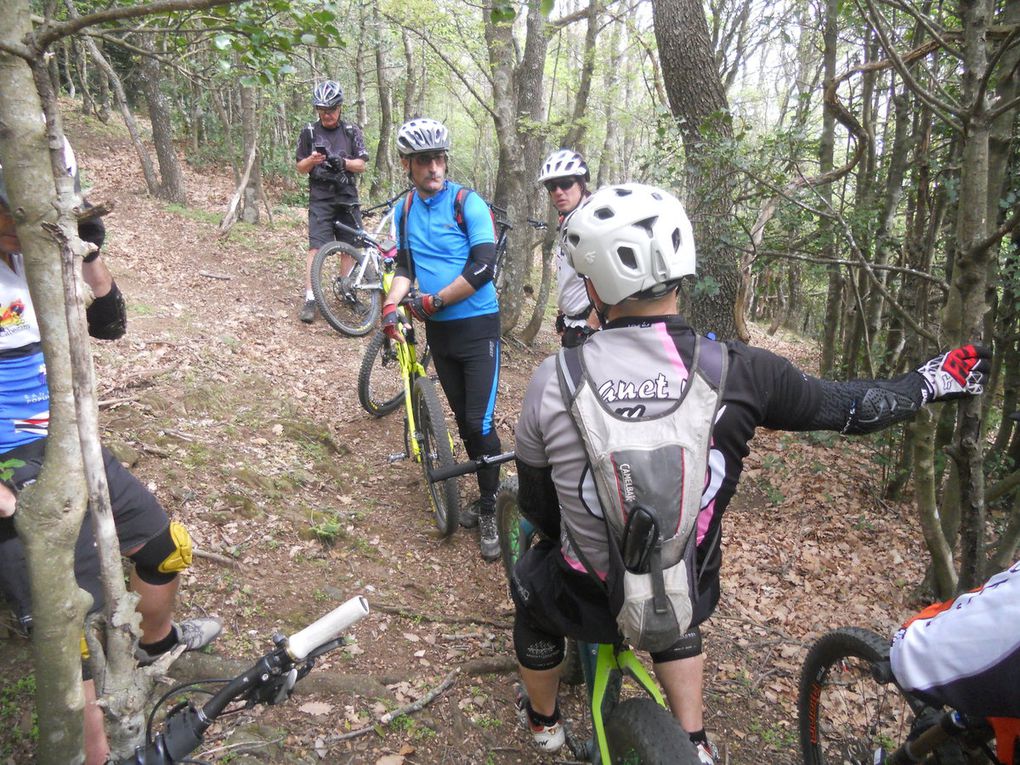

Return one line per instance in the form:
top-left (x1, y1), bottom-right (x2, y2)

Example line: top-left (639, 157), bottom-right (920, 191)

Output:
top-left (0, 107), bottom-right (935, 765)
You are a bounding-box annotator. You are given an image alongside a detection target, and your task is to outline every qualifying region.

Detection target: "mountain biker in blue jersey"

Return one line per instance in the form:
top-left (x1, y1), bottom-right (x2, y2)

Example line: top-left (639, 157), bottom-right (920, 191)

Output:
top-left (510, 183), bottom-right (990, 761)
top-left (382, 118), bottom-right (503, 562)
top-left (0, 151), bottom-right (221, 765)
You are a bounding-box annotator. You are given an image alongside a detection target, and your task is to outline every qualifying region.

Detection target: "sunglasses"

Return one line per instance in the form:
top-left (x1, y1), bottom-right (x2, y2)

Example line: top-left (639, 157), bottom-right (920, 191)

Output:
top-left (544, 179), bottom-right (577, 192)
top-left (316, 105), bottom-right (340, 114)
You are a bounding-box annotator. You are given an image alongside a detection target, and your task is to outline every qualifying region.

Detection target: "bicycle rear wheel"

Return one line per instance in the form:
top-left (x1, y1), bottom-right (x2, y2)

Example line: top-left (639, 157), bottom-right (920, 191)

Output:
top-left (358, 331), bottom-right (404, 417)
top-left (604, 698), bottom-right (700, 764)
top-left (311, 241), bottom-right (381, 337)
top-left (412, 376), bottom-right (459, 536)
top-left (798, 627), bottom-right (926, 765)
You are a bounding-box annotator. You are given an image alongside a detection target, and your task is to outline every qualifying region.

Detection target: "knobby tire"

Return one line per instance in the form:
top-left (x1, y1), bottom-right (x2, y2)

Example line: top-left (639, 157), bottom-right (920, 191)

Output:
top-left (603, 698), bottom-right (701, 764)
top-left (797, 627), bottom-right (966, 765)
top-left (358, 331), bottom-right (403, 417)
top-left (311, 241), bottom-right (381, 336)
top-left (412, 376), bottom-right (459, 536)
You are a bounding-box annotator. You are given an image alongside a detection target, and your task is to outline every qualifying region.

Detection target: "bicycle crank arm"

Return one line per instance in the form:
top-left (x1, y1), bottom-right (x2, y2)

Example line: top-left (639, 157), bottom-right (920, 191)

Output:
top-left (388, 452), bottom-right (408, 463)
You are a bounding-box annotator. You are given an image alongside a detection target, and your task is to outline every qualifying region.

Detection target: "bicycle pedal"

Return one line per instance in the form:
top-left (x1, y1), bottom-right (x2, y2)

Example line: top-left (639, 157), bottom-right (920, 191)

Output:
top-left (388, 452), bottom-right (408, 463)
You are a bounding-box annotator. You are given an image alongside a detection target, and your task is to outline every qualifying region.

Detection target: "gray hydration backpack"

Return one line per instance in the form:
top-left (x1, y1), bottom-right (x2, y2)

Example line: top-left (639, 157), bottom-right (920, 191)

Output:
top-left (556, 335), bottom-right (727, 652)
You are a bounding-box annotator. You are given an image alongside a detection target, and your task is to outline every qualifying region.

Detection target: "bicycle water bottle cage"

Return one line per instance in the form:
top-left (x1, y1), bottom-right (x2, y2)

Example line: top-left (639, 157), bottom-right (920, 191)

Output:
top-left (621, 505), bottom-right (660, 574)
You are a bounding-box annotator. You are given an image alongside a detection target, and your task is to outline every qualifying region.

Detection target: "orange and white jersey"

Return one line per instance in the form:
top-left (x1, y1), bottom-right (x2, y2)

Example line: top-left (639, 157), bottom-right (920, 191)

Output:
top-left (890, 561), bottom-right (1020, 719)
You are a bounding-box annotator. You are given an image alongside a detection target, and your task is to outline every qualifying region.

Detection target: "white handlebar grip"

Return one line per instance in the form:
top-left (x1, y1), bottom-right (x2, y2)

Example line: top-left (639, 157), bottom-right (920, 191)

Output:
top-left (287, 596), bottom-right (369, 660)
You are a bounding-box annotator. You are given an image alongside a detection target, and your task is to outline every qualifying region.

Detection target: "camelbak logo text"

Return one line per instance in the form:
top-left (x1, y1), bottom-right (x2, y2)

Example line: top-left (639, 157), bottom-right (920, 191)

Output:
top-left (598, 373), bottom-right (669, 402)
top-left (618, 462), bottom-right (636, 502)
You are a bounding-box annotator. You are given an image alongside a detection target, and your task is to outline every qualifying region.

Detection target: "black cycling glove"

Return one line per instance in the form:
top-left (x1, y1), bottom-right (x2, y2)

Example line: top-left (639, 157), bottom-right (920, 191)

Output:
top-left (87, 281), bottom-right (127, 340)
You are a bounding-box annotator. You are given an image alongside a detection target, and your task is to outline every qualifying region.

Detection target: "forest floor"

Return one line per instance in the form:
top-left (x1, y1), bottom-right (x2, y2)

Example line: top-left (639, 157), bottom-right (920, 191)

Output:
top-left (0, 106), bottom-right (936, 765)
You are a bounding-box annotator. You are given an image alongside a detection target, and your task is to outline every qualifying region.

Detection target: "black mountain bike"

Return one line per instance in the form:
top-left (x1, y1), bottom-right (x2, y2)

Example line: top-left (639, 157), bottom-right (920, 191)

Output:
top-left (798, 626), bottom-right (1008, 764)
top-left (117, 596), bottom-right (369, 764)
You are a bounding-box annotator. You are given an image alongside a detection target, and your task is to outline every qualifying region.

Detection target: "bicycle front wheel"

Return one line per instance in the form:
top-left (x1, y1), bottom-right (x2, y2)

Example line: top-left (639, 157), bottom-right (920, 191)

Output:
top-left (358, 331), bottom-right (404, 417)
top-left (798, 627), bottom-right (917, 765)
top-left (311, 241), bottom-right (381, 337)
top-left (412, 376), bottom-right (459, 536)
top-left (604, 698), bottom-right (700, 764)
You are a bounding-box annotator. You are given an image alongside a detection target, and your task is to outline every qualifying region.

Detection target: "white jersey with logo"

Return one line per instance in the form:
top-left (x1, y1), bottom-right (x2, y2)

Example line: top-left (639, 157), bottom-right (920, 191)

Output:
top-left (0, 254), bottom-right (41, 351)
top-left (890, 561), bottom-right (1020, 718)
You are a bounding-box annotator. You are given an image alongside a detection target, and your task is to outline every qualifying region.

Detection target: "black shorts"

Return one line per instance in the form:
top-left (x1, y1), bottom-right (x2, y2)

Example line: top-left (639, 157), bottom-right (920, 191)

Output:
top-left (0, 439), bottom-right (170, 617)
top-left (308, 200), bottom-right (363, 250)
top-left (512, 539), bottom-right (710, 664)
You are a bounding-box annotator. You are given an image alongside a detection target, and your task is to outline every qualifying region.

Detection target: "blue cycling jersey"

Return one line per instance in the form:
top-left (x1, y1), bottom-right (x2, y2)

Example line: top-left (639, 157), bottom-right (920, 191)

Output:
top-left (395, 181), bottom-right (497, 322)
top-left (0, 350), bottom-right (48, 453)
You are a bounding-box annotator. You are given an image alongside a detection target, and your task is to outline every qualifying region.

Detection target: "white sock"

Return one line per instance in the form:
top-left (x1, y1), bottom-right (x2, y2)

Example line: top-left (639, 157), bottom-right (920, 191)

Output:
top-left (305, 289), bottom-right (314, 301)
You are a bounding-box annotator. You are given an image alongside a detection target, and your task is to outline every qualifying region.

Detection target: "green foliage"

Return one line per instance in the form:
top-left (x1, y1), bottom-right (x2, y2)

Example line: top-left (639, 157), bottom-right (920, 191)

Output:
top-left (0, 674), bottom-right (38, 760)
top-left (0, 458), bottom-right (24, 482)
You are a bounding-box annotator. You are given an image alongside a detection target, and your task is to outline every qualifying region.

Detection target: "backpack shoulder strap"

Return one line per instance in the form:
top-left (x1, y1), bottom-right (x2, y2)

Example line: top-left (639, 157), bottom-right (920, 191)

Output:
top-left (453, 187), bottom-right (471, 236)
top-left (398, 189), bottom-right (417, 280)
top-left (554, 346), bottom-right (614, 592)
top-left (691, 335), bottom-right (729, 394)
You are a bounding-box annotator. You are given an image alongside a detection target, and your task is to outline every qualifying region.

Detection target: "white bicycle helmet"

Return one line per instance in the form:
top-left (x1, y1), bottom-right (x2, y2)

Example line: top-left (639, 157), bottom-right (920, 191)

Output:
top-left (538, 149), bottom-right (589, 183)
top-left (0, 136), bottom-right (78, 209)
top-left (561, 183), bottom-right (696, 305)
top-left (312, 81), bottom-right (344, 108)
top-left (396, 118), bottom-right (451, 156)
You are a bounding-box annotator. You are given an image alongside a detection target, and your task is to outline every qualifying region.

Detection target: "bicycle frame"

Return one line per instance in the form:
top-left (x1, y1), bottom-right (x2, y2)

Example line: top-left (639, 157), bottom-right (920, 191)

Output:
top-left (584, 642), bottom-right (670, 764)
top-left (508, 515), bottom-right (673, 764)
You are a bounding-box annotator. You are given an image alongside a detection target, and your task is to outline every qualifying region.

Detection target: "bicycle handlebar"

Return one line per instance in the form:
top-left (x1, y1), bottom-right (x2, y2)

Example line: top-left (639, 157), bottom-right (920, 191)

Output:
top-left (429, 451), bottom-right (516, 482)
top-left (120, 597), bottom-right (370, 764)
top-left (362, 188), bottom-right (410, 215)
top-left (288, 595), bottom-right (369, 660)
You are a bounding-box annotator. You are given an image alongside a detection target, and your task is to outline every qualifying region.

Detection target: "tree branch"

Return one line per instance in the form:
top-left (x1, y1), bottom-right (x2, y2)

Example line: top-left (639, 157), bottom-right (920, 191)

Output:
top-left (856, 0), bottom-right (965, 129)
top-left (35, 0), bottom-right (241, 49)
top-left (969, 201), bottom-right (1020, 257)
top-left (750, 248), bottom-right (950, 292)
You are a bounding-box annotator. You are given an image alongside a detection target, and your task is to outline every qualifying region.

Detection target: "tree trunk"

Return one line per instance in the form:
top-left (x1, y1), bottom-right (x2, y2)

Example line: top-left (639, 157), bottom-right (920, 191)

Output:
top-left (485, 0), bottom-right (548, 335)
top-left (562, 0), bottom-right (599, 152)
top-left (370, 0), bottom-right (394, 200)
top-left (652, 0), bottom-right (747, 341)
top-left (64, 0), bottom-right (160, 194)
top-left (0, 16), bottom-right (92, 760)
top-left (944, 0), bottom-right (995, 590)
top-left (239, 84), bottom-right (260, 224)
top-left (138, 34), bottom-right (187, 204)
top-left (818, 0), bottom-right (840, 377)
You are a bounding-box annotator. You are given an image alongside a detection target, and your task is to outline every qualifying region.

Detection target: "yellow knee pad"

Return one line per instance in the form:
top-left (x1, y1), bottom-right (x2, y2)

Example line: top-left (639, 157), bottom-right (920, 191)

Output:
top-left (132, 521), bottom-right (193, 584)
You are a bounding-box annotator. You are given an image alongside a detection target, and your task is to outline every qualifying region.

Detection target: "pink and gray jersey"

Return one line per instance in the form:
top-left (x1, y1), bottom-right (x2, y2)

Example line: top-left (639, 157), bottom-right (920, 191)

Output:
top-left (515, 314), bottom-right (938, 626)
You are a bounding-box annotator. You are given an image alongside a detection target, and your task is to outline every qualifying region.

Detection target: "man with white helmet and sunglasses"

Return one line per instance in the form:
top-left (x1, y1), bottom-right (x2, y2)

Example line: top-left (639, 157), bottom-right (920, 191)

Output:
top-left (509, 183), bottom-right (989, 761)
top-left (382, 118), bottom-right (504, 562)
top-left (538, 149), bottom-right (598, 347)
top-left (295, 80), bottom-right (369, 323)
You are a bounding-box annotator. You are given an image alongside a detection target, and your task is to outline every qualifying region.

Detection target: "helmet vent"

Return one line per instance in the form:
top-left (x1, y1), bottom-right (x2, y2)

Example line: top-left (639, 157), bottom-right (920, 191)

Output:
top-left (617, 246), bottom-right (638, 270)
top-left (634, 216), bottom-right (656, 238)
top-left (594, 206), bottom-right (614, 220)
top-left (567, 233), bottom-right (581, 246)
top-left (672, 227), bottom-right (682, 251)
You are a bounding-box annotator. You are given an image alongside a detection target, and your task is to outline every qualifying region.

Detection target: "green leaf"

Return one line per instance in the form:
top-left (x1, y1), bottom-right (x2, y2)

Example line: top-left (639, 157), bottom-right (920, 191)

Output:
top-left (213, 33), bottom-right (233, 50)
top-left (300, 32), bottom-right (317, 45)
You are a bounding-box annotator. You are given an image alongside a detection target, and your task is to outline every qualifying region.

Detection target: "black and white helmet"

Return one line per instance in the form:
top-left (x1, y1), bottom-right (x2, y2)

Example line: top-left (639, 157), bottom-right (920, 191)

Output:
top-left (562, 184), bottom-right (696, 305)
top-left (312, 81), bottom-right (344, 109)
top-left (538, 149), bottom-right (589, 183)
top-left (396, 118), bottom-right (451, 156)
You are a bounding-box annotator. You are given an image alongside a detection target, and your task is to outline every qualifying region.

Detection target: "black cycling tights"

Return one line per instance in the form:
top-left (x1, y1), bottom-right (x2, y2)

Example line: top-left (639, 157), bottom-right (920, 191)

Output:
top-left (426, 319), bottom-right (502, 499)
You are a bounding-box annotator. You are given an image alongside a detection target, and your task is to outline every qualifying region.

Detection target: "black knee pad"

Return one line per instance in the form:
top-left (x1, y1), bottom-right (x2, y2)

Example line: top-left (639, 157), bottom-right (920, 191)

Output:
top-left (130, 522), bottom-right (192, 585)
top-left (513, 609), bottom-right (565, 671)
top-left (650, 625), bottom-right (703, 663)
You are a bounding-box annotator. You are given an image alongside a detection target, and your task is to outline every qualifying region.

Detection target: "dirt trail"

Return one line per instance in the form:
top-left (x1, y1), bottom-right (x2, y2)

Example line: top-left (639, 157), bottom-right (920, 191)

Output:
top-left (0, 109), bottom-right (931, 764)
